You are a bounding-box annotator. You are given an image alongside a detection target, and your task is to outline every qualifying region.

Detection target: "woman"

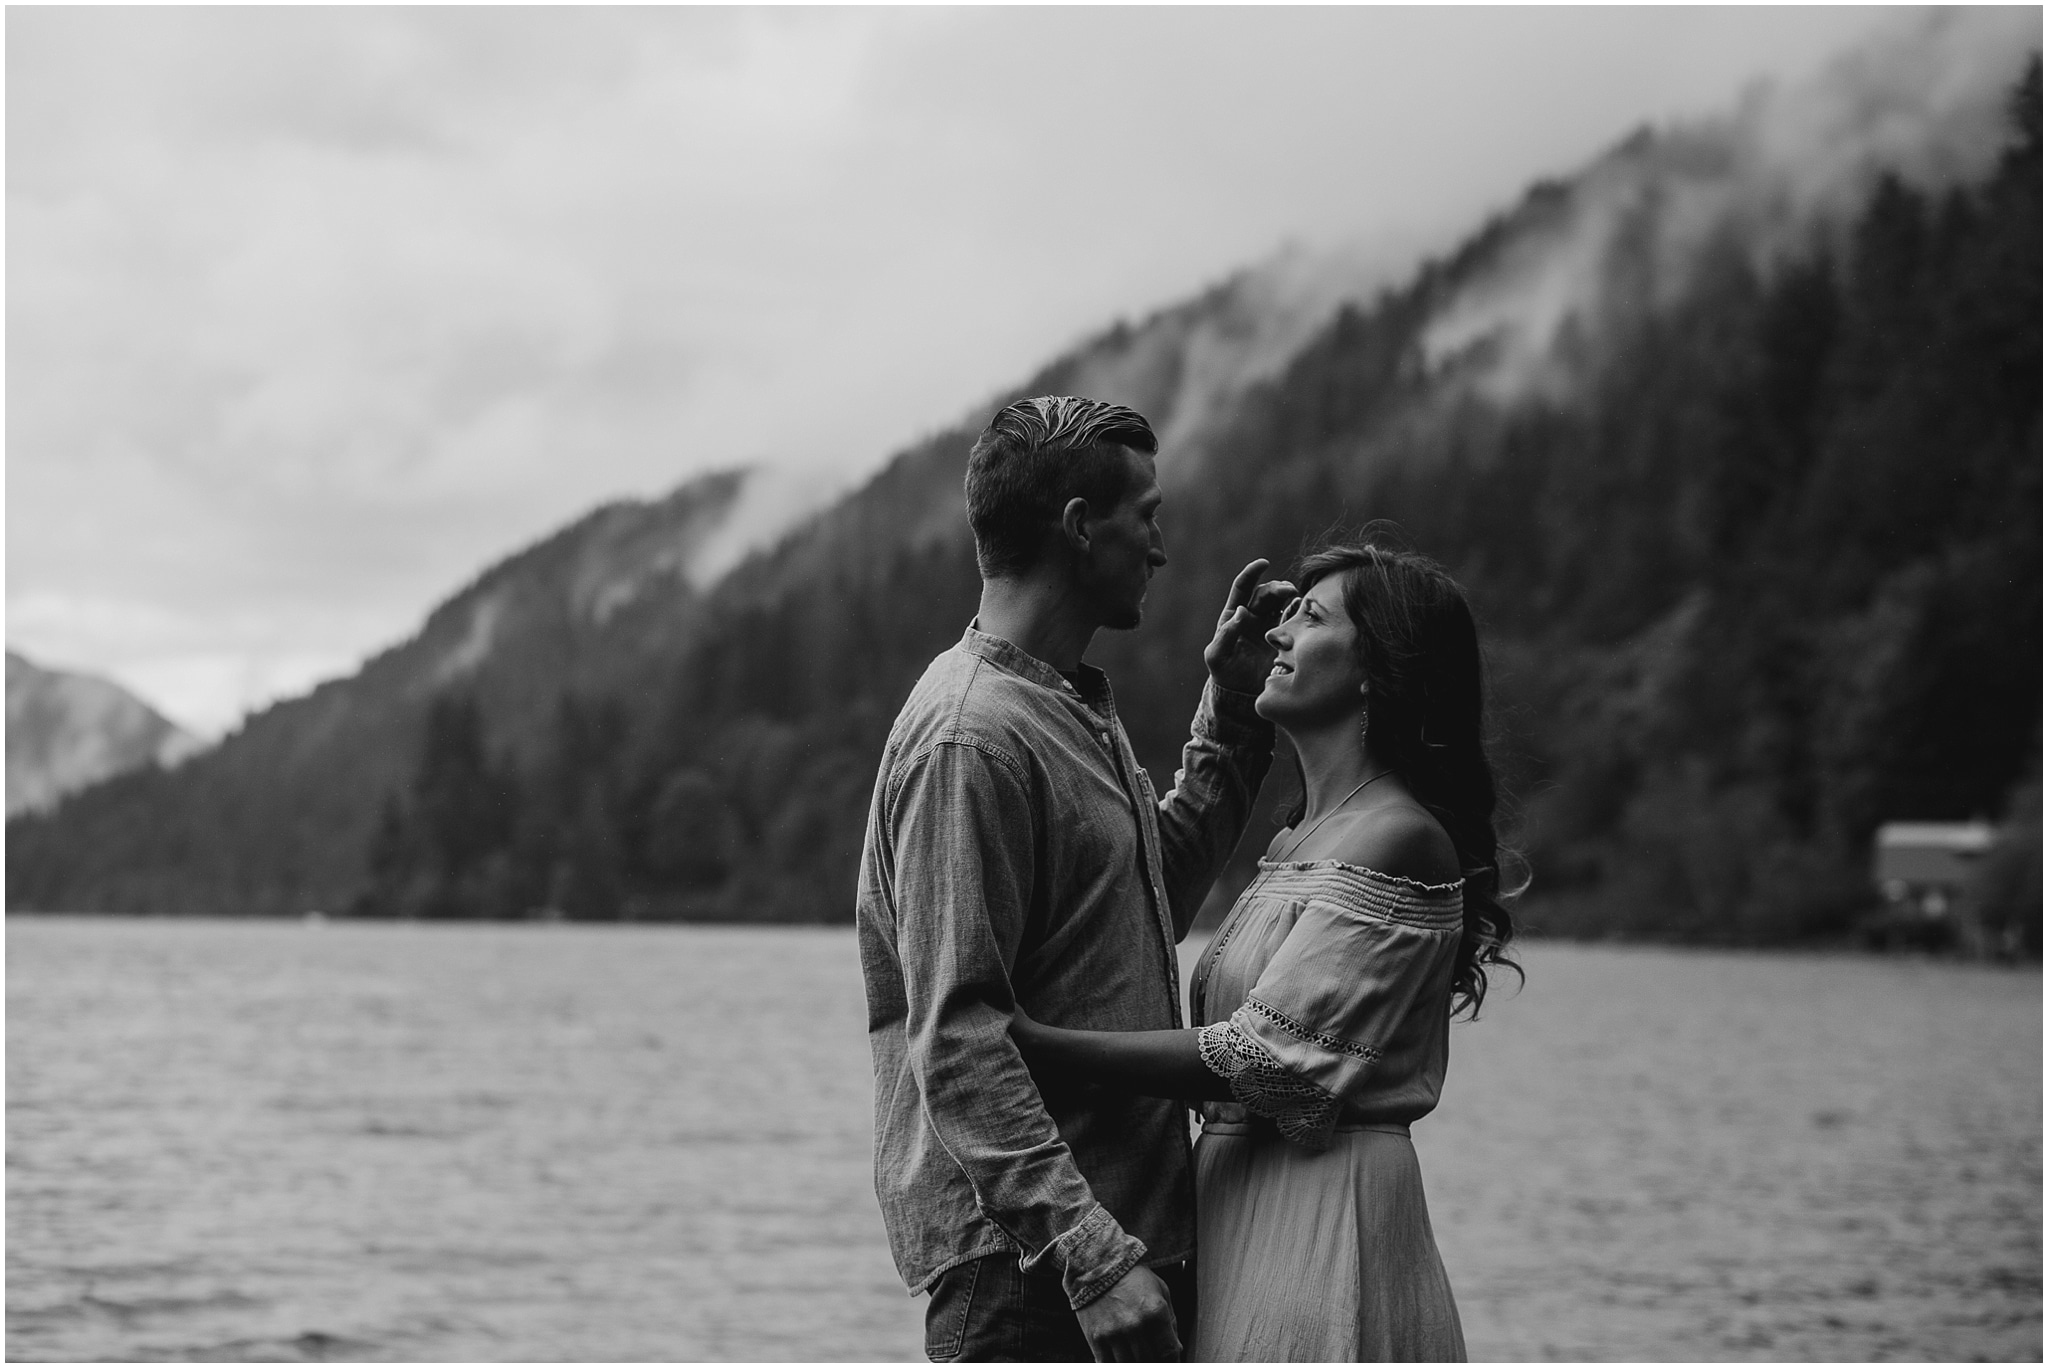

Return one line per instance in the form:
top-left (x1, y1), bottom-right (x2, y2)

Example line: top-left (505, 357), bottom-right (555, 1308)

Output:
top-left (1012, 540), bottom-right (1517, 1361)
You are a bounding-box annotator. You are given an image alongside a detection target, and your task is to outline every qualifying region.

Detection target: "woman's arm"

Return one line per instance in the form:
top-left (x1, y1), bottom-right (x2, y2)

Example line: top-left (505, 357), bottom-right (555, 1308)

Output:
top-left (1011, 1010), bottom-right (1235, 1102)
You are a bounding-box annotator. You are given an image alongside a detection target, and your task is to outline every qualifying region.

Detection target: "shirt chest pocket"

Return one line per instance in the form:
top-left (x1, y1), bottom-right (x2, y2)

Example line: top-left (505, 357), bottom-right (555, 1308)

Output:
top-left (1038, 756), bottom-right (1146, 908)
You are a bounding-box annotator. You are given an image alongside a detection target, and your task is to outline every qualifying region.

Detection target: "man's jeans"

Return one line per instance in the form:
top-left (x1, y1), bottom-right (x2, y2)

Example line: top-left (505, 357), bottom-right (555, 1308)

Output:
top-left (923, 1255), bottom-right (1196, 1362)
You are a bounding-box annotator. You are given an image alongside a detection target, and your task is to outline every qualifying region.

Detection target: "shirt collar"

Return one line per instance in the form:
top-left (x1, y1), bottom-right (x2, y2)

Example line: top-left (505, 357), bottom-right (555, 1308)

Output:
top-left (961, 621), bottom-right (1112, 706)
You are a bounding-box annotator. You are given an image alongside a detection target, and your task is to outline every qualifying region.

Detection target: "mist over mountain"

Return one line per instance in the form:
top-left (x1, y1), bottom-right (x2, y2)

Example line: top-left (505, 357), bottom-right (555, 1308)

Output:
top-left (6, 651), bottom-right (203, 816)
top-left (10, 17), bottom-right (2039, 949)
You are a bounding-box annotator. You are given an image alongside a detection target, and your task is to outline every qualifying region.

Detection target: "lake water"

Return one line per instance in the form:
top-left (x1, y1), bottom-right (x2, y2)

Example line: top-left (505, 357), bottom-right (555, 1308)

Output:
top-left (7, 918), bottom-right (2040, 1361)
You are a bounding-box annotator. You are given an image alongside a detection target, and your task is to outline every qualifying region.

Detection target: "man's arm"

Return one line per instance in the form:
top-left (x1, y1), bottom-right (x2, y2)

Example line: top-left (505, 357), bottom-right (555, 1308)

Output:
top-left (1153, 560), bottom-right (1293, 937)
top-left (891, 738), bottom-right (1169, 1337)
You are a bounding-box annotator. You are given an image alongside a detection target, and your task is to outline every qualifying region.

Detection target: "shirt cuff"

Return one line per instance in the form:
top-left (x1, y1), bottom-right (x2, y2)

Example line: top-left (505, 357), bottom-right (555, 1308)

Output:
top-left (1197, 678), bottom-right (1276, 750)
top-left (1022, 1202), bottom-right (1150, 1310)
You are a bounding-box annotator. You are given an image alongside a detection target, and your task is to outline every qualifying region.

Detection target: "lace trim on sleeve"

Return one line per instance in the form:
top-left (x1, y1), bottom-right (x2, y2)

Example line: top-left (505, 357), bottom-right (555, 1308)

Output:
top-left (1245, 995), bottom-right (1381, 1063)
top-left (1196, 1019), bottom-right (1339, 1152)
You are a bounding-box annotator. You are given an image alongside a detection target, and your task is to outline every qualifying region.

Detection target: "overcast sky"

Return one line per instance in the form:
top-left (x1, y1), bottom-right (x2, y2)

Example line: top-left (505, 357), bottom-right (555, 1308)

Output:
top-left (8, 6), bottom-right (1925, 736)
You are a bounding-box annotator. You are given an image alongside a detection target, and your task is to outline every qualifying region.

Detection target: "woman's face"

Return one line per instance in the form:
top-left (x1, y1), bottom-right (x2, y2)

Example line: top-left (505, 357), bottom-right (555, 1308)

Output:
top-left (1255, 573), bottom-right (1369, 728)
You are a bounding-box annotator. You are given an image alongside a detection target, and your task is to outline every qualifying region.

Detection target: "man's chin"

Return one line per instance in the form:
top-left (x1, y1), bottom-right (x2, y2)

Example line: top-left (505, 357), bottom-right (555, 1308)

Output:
top-left (1101, 600), bottom-right (1145, 632)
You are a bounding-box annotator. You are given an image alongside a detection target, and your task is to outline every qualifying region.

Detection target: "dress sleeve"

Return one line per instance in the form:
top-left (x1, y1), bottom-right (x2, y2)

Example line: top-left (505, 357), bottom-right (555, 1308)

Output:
top-left (1197, 885), bottom-right (1461, 1150)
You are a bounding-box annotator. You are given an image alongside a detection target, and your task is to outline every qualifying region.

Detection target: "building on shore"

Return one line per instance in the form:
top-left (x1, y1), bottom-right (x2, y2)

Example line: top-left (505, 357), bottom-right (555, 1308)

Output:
top-left (1869, 821), bottom-right (2001, 953)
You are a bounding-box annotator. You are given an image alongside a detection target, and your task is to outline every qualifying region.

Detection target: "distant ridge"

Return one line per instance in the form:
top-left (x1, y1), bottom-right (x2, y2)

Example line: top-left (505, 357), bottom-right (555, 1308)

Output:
top-left (8, 468), bottom-right (748, 913)
top-left (6, 651), bottom-right (203, 816)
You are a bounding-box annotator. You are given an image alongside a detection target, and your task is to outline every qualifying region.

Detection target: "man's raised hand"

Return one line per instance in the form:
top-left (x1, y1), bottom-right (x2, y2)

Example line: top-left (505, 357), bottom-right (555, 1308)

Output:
top-left (1203, 558), bottom-right (1297, 695)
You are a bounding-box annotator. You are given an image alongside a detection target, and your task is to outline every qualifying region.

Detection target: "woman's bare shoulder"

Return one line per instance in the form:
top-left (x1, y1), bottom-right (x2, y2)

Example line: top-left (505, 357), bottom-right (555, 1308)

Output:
top-left (1320, 803), bottom-right (1460, 884)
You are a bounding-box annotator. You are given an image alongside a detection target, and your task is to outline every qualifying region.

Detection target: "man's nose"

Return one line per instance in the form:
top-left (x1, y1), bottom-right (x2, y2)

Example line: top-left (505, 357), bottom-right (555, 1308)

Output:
top-left (1149, 531), bottom-right (1167, 567)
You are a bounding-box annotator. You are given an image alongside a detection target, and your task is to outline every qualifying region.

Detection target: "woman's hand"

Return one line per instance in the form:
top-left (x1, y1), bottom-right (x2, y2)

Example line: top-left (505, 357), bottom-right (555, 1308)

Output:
top-left (1204, 558), bottom-right (1298, 694)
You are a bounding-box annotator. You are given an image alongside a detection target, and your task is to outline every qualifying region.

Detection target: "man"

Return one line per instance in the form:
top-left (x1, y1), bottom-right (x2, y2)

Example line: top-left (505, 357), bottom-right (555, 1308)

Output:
top-left (856, 395), bottom-right (1292, 1361)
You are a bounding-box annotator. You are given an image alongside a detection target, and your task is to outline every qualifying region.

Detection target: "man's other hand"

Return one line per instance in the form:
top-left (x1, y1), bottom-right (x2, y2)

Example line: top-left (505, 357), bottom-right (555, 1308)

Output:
top-left (1203, 557), bottom-right (1297, 694)
top-left (1074, 1263), bottom-right (1181, 1362)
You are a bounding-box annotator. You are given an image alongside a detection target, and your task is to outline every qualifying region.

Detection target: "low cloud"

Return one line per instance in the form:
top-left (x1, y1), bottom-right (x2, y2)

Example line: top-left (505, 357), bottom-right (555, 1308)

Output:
top-left (1420, 8), bottom-right (2038, 403)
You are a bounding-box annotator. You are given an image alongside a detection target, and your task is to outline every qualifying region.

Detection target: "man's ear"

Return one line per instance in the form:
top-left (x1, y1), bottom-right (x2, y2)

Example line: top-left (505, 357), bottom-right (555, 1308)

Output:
top-left (1058, 496), bottom-right (1091, 553)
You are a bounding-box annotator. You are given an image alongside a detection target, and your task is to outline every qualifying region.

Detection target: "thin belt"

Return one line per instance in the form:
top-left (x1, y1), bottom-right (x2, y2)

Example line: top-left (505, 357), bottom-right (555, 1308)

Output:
top-left (1200, 1118), bottom-right (1411, 1139)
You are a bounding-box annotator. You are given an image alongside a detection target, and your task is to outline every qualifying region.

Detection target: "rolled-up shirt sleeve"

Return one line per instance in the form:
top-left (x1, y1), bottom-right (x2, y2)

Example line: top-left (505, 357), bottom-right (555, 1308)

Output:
top-left (1196, 892), bottom-right (1459, 1150)
top-left (1154, 680), bottom-right (1275, 939)
top-left (889, 737), bottom-right (1147, 1308)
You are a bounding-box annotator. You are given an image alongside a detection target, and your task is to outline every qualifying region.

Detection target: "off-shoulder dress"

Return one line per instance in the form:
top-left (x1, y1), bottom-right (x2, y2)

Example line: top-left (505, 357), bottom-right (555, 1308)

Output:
top-left (1189, 859), bottom-right (1468, 1362)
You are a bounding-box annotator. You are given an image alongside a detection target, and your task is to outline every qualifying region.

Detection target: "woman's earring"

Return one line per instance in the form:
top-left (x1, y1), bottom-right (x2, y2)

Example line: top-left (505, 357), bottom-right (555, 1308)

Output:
top-left (1358, 703), bottom-right (1371, 751)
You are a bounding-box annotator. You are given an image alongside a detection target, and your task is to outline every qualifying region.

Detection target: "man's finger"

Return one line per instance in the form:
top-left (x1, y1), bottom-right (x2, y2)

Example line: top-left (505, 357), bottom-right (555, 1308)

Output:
top-left (1247, 579), bottom-right (1299, 620)
top-left (1222, 558), bottom-right (1269, 614)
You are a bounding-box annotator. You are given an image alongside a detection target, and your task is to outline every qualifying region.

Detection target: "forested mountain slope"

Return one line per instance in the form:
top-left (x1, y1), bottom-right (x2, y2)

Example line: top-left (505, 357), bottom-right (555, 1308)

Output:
top-left (1172, 63), bottom-right (2042, 943)
top-left (12, 37), bottom-right (2038, 947)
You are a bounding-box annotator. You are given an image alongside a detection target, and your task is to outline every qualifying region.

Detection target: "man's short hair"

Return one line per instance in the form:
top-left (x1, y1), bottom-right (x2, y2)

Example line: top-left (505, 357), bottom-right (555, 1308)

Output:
top-left (964, 396), bottom-right (1159, 578)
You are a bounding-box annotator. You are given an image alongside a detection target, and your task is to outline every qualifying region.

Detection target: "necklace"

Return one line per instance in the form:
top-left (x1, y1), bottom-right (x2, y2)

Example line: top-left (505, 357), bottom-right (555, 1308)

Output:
top-left (1275, 769), bottom-right (1393, 862)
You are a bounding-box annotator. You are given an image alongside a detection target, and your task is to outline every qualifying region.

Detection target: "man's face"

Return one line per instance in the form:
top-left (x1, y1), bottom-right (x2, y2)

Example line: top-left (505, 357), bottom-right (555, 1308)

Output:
top-left (1080, 446), bottom-right (1166, 631)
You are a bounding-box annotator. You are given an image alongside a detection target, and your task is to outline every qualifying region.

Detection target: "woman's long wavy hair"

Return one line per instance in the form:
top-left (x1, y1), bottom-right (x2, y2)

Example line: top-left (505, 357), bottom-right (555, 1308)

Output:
top-left (1284, 537), bottom-right (1522, 1019)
